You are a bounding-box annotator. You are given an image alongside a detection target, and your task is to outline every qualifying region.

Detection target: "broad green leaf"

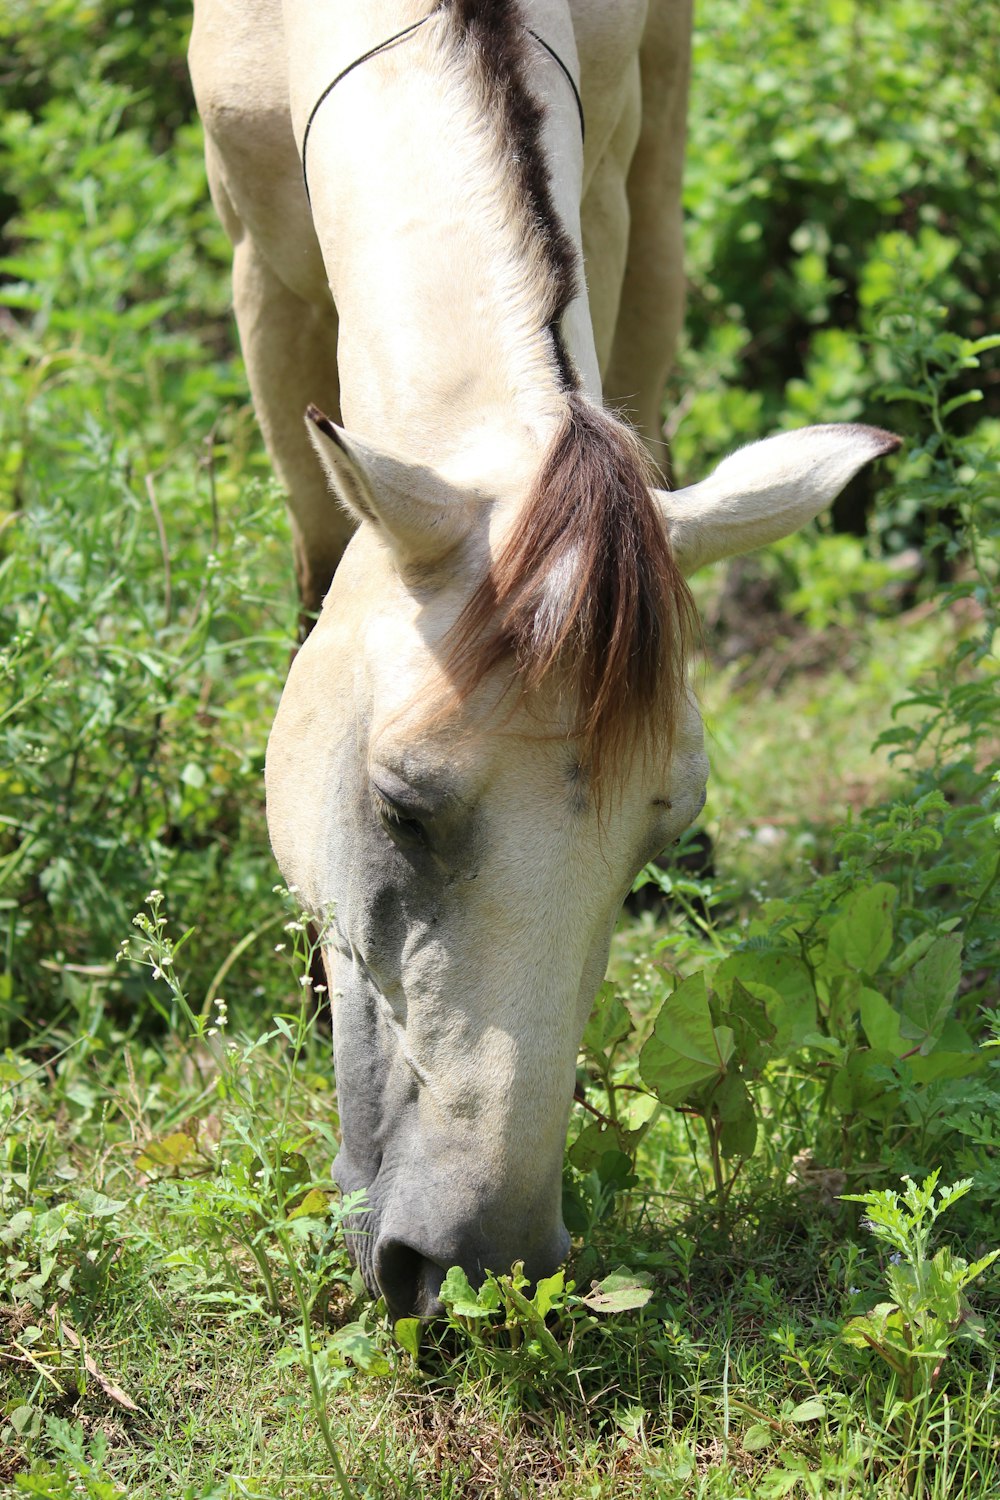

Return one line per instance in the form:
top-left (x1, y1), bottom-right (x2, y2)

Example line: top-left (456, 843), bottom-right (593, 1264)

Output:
top-left (568, 1121), bottom-right (637, 1179)
top-left (727, 980), bottom-right (777, 1045)
top-left (595, 1149), bottom-right (638, 1192)
top-left (77, 1190), bottom-right (127, 1218)
top-left (1, 1210), bottom-right (33, 1244)
top-left (713, 1069), bottom-right (751, 1123)
top-left (899, 935), bottom-right (962, 1051)
top-left (788, 1398), bottom-right (825, 1423)
top-left (136, 1131), bottom-right (196, 1173)
top-left (859, 988), bottom-right (904, 1055)
top-left (927, 1018), bottom-right (976, 1055)
top-left (580, 1268), bottom-right (654, 1314)
top-left (720, 980), bottom-right (779, 1074)
top-left (742, 1422), bottom-right (774, 1452)
top-left (161, 1249), bottom-right (197, 1268)
top-left (10, 1405), bottom-right (37, 1437)
top-left (714, 1026), bottom-right (736, 1068)
top-left (439, 1265), bottom-right (491, 1319)
top-left (801, 1033), bottom-right (846, 1060)
top-left (720, 1110), bottom-right (758, 1161)
top-left (613, 1403), bottom-right (646, 1441)
top-left (288, 1188), bottom-right (328, 1220)
top-left (532, 1269), bottom-right (566, 1318)
top-left (561, 1179), bottom-right (590, 1239)
top-left (840, 1310), bottom-right (887, 1348)
top-left (830, 1050), bottom-right (896, 1118)
top-left (715, 1072), bottom-right (758, 1159)
top-left (640, 972), bottom-right (731, 1106)
top-left (332, 1322), bottom-right (391, 1375)
top-left (826, 883), bottom-right (896, 975)
top-left (582, 982), bottom-right (632, 1057)
top-left (713, 951), bottom-right (816, 1049)
top-left (908, 1043), bottom-right (982, 1084)
top-left (393, 1317), bottom-right (422, 1362)
top-left (618, 1089), bottom-right (658, 1131)
top-left (887, 930), bottom-right (938, 976)
top-left (476, 1276), bottom-right (503, 1314)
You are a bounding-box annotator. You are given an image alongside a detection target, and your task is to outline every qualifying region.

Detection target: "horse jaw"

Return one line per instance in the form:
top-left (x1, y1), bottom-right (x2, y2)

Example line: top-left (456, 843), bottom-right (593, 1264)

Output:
top-left (657, 423), bottom-right (901, 576)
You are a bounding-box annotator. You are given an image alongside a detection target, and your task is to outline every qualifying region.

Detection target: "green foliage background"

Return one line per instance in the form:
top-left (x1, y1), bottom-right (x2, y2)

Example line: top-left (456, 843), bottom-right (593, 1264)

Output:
top-left (672, 0), bottom-right (1000, 517)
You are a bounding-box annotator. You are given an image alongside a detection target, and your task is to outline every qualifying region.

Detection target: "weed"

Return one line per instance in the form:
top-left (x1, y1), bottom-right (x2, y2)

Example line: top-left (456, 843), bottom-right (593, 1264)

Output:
top-left (840, 1172), bottom-right (998, 1406)
top-left (120, 892), bottom-right (361, 1497)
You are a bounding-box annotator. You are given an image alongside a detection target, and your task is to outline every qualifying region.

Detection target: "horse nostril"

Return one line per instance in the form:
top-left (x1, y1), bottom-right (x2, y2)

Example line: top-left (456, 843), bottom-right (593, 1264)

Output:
top-left (375, 1237), bottom-right (447, 1319)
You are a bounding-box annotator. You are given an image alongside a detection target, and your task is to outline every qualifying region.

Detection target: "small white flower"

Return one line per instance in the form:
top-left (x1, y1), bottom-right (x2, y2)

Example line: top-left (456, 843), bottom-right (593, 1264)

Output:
top-left (274, 943), bottom-right (286, 953)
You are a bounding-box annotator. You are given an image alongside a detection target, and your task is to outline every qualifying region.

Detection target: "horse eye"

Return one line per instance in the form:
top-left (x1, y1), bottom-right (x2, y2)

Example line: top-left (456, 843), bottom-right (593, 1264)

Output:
top-left (372, 788), bottom-right (427, 848)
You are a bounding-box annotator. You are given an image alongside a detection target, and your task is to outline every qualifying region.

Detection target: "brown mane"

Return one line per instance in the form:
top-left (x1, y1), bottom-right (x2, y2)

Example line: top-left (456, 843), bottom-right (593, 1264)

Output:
top-left (446, 392), bottom-right (696, 786)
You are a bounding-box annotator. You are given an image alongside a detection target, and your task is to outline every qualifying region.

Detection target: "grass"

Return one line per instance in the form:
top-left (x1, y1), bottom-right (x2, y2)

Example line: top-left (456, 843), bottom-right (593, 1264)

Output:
top-left (2, 843), bottom-right (998, 1496)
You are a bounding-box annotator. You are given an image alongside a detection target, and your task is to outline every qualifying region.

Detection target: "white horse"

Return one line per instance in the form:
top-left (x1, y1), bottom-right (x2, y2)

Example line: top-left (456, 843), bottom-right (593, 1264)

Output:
top-left (190, 0), bottom-right (897, 1318)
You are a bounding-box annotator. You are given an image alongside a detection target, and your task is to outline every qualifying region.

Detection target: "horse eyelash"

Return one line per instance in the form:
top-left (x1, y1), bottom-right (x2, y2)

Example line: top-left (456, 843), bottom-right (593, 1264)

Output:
top-left (372, 787), bottom-right (426, 839)
top-left (372, 787), bottom-right (401, 822)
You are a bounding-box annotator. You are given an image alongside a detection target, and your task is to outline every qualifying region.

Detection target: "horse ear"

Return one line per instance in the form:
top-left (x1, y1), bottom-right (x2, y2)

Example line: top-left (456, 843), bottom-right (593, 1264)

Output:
top-left (656, 424), bottom-right (901, 577)
top-left (305, 405), bottom-right (471, 564)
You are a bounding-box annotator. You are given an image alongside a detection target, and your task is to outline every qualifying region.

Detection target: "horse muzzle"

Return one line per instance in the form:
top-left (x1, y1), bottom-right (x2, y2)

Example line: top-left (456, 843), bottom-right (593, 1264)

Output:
top-left (334, 1144), bottom-right (569, 1319)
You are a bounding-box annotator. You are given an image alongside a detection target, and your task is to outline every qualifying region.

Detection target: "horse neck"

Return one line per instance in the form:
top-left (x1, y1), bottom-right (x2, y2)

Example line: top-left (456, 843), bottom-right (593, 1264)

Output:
top-left (283, 1), bottom-right (600, 479)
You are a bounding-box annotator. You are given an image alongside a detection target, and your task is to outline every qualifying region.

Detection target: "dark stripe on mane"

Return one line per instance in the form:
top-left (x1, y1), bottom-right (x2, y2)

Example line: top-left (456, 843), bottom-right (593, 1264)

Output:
top-left (446, 392), bottom-right (697, 786)
top-left (448, 0), bottom-right (580, 389)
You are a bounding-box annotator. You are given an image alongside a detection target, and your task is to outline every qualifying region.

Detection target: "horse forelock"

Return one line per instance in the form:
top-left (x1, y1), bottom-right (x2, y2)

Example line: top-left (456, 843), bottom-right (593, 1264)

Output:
top-left (446, 393), bottom-right (697, 789)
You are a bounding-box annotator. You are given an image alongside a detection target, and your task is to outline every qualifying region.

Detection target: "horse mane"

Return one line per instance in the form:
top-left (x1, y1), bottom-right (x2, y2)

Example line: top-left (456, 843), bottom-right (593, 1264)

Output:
top-left (436, 5), bottom-right (694, 784)
top-left (448, 0), bottom-right (580, 388)
top-left (446, 392), bottom-right (696, 787)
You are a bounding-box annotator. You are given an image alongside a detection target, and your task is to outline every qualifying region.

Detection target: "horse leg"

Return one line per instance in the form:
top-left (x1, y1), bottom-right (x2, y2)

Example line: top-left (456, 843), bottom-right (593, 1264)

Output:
top-left (601, 0), bottom-right (693, 471)
top-left (578, 91), bottom-right (634, 389)
top-left (230, 229), bottom-right (351, 623)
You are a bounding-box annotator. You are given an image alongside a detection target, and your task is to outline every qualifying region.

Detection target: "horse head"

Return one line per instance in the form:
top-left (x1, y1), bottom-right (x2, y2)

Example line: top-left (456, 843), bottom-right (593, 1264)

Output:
top-left (266, 398), bottom-right (897, 1317)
